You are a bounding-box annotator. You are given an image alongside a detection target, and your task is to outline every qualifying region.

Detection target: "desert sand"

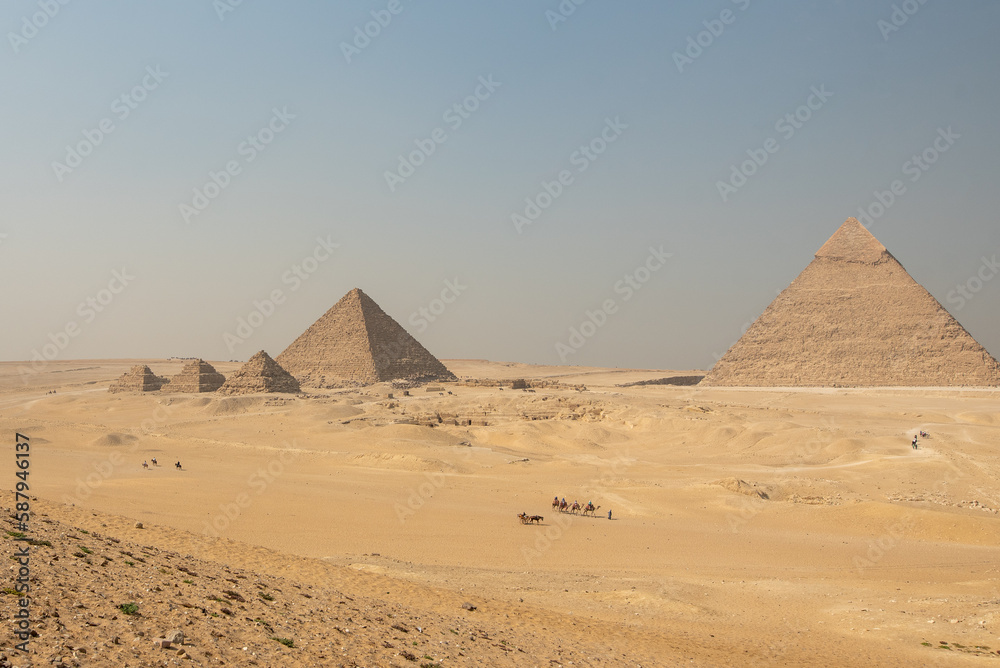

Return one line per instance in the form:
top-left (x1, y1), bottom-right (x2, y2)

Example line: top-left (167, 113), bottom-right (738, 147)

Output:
top-left (1, 358), bottom-right (999, 666)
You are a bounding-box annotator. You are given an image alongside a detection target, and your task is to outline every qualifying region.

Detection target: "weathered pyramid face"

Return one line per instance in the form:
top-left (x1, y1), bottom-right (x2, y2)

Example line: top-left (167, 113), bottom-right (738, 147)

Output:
top-left (162, 359), bottom-right (226, 393)
top-left (108, 364), bottom-right (167, 393)
top-left (218, 350), bottom-right (300, 395)
top-left (702, 218), bottom-right (1000, 387)
top-left (276, 288), bottom-right (456, 388)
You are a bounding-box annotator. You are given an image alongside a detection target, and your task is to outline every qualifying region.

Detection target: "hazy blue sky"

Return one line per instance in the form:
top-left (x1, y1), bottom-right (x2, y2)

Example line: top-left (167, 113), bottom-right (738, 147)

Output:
top-left (3, 0), bottom-right (998, 370)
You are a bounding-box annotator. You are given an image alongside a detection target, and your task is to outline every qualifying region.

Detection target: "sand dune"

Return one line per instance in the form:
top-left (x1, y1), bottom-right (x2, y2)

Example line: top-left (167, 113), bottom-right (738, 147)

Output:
top-left (1, 359), bottom-right (999, 666)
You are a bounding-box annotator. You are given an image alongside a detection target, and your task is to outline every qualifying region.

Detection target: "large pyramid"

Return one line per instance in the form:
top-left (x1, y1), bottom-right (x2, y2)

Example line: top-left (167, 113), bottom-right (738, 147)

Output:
top-left (277, 288), bottom-right (457, 388)
top-left (108, 364), bottom-right (168, 393)
top-left (218, 350), bottom-right (300, 395)
top-left (162, 359), bottom-right (226, 393)
top-left (702, 218), bottom-right (1000, 387)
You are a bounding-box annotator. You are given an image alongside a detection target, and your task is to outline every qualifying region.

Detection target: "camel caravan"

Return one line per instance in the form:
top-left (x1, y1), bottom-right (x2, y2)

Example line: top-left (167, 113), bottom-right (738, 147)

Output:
top-left (551, 497), bottom-right (601, 516)
top-left (516, 498), bottom-right (607, 525)
top-left (514, 497), bottom-right (610, 525)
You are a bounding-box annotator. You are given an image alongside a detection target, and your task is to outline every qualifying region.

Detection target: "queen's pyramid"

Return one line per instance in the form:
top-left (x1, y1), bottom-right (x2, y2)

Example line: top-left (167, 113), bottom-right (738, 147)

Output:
top-left (108, 364), bottom-right (168, 393)
top-left (218, 350), bottom-right (300, 395)
top-left (162, 359), bottom-right (226, 393)
top-left (276, 288), bottom-right (457, 388)
top-left (702, 218), bottom-right (1000, 387)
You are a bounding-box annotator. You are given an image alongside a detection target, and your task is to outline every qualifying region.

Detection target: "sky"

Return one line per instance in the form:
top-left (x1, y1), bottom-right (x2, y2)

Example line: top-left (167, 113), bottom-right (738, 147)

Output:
top-left (2, 0), bottom-right (999, 371)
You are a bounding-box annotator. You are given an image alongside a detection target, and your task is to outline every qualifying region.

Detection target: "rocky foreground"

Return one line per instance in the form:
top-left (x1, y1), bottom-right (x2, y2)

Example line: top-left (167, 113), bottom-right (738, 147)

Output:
top-left (0, 499), bottom-right (659, 667)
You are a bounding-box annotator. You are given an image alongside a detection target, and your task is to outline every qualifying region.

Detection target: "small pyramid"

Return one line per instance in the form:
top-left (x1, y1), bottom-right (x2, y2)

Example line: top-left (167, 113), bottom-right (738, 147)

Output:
top-left (277, 288), bottom-right (457, 388)
top-left (702, 218), bottom-right (1000, 387)
top-left (217, 351), bottom-right (300, 395)
top-left (162, 359), bottom-right (226, 393)
top-left (108, 364), bottom-right (168, 393)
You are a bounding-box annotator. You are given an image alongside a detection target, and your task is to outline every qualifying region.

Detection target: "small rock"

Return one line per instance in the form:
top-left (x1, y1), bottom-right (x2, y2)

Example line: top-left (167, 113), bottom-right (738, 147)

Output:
top-left (152, 639), bottom-right (172, 649)
top-left (462, 602), bottom-right (477, 611)
top-left (164, 629), bottom-right (184, 644)
top-left (134, 522), bottom-right (143, 529)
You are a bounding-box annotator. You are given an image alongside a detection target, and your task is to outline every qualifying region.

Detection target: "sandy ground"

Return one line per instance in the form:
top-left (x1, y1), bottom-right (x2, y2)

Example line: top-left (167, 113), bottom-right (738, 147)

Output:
top-left (1, 359), bottom-right (999, 666)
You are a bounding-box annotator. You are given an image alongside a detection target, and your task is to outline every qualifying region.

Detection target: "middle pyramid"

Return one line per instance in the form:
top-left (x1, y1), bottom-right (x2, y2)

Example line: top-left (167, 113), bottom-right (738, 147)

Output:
top-left (276, 288), bottom-right (457, 388)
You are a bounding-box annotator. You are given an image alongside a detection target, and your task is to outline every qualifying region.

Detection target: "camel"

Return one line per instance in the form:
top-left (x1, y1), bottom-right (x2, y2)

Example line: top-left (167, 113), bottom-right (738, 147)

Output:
top-left (582, 503), bottom-right (601, 516)
top-left (559, 499), bottom-right (568, 512)
top-left (568, 501), bottom-right (581, 514)
top-left (518, 513), bottom-right (543, 525)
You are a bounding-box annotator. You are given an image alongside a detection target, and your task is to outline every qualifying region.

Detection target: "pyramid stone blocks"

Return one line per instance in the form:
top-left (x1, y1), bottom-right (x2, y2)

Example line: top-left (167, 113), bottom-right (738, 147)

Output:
top-left (162, 359), bottom-right (226, 393)
top-left (702, 218), bottom-right (1000, 387)
top-left (108, 364), bottom-right (168, 393)
top-left (218, 351), bottom-right (300, 395)
top-left (277, 288), bottom-right (456, 388)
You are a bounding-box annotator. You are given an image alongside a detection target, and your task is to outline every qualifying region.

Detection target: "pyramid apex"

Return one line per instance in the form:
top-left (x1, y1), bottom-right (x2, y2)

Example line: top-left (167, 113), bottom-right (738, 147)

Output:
top-left (814, 217), bottom-right (888, 263)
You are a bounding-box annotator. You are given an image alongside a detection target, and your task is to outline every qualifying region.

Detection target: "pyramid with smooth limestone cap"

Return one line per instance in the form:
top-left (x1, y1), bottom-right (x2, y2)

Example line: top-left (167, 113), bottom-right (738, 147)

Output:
top-left (702, 218), bottom-right (1000, 387)
top-left (277, 288), bottom-right (457, 388)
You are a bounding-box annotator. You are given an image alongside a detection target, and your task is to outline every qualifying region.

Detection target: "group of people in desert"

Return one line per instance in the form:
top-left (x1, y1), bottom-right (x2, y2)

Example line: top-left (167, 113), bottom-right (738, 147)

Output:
top-left (141, 458), bottom-right (183, 469)
top-left (517, 497), bottom-right (614, 525)
top-left (552, 496), bottom-right (610, 519)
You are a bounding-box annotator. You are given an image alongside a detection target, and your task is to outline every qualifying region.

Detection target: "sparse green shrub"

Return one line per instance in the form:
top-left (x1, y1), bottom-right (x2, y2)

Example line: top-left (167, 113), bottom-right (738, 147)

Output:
top-left (118, 603), bottom-right (139, 616)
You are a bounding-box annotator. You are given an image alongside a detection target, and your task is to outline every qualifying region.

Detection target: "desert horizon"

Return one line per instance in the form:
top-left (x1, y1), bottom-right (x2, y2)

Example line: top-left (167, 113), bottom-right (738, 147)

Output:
top-left (3, 356), bottom-right (1000, 666)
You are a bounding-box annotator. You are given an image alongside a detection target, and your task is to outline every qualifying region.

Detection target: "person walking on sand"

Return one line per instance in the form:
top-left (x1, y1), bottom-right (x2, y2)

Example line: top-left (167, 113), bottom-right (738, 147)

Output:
top-left (912, 435), bottom-right (918, 449)
top-left (607, 509), bottom-right (612, 520)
